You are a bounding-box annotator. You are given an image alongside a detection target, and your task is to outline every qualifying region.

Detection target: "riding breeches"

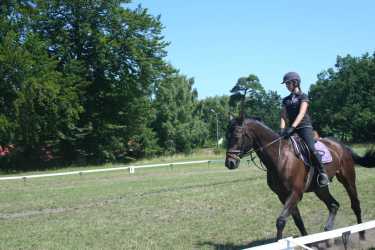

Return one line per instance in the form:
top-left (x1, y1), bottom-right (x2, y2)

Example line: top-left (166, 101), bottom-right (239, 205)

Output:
top-left (296, 126), bottom-right (322, 164)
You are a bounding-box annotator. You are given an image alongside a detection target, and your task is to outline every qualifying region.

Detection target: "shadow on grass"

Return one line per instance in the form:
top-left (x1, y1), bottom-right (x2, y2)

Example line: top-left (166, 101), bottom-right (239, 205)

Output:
top-left (197, 237), bottom-right (275, 250)
top-left (198, 236), bottom-right (375, 250)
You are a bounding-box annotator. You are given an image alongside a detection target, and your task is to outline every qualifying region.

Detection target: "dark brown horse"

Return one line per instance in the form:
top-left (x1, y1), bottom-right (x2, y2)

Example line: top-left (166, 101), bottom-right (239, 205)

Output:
top-left (225, 117), bottom-right (375, 240)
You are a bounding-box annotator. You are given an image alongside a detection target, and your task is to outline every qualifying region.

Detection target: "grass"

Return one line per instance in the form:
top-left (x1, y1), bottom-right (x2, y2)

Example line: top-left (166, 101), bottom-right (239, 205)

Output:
top-left (0, 147), bottom-right (374, 249)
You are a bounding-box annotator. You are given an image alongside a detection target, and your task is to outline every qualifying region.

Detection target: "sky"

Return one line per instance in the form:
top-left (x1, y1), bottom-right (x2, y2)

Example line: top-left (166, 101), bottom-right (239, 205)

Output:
top-left (129, 1), bottom-right (375, 98)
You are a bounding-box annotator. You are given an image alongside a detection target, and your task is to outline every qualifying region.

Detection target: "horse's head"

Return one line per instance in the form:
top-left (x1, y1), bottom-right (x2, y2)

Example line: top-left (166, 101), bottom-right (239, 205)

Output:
top-left (225, 117), bottom-right (254, 170)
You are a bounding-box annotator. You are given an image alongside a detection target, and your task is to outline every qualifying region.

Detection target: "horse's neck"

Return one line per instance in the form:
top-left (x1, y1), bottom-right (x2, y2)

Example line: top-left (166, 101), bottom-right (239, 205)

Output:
top-left (249, 122), bottom-right (281, 170)
top-left (250, 122), bottom-right (278, 148)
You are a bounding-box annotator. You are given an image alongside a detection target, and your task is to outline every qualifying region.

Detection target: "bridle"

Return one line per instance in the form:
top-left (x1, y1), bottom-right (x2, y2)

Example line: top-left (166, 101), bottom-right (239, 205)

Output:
top-left (226, 149), bottom-right (242, 161)
top-left (226, 125), bottom-right (251, 161)
top-left (226, 125), bottom-right (283, 170)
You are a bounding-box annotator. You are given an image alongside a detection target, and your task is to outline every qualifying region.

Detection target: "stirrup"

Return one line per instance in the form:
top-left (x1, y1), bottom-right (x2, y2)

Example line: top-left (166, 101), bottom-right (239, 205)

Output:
top-left (317, 173), bottom-right (330, 187)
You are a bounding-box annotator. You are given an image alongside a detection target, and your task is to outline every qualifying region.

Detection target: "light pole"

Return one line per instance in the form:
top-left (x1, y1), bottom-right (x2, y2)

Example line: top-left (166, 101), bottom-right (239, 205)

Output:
top-left (210, 109), bottom-right (219, 148)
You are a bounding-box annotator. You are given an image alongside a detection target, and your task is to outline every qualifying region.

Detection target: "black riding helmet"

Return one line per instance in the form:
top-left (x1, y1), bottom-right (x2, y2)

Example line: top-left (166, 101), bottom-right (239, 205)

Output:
top-left (281, 72), bottom-right (301, 85)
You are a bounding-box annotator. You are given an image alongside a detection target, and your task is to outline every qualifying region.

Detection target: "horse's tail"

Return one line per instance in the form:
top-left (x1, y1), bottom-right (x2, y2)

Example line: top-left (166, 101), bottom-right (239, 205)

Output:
top-left (347, 147), bottom-right (375, 168)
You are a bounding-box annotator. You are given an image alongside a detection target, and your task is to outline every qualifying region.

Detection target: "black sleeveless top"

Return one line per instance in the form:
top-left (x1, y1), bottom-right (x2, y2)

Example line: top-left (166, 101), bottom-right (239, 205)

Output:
top-left (282, 92), bottom-right (313, 129)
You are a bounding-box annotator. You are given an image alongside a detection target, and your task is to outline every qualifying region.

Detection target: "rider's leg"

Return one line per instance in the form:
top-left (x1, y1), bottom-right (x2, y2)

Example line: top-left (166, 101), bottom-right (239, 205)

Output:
top-left (296, 127), bottom-right (329, 186)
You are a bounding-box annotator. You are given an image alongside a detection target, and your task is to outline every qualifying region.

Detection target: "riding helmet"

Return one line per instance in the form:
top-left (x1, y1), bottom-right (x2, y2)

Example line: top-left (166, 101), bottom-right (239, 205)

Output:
top-left (281, 72), bottom-right (301, 84)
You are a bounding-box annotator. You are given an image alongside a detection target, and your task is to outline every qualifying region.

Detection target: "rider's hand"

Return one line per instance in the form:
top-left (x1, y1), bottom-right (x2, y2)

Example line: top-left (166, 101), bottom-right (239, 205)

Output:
top-left (279, 128), bottom-right (285, 136)
top-left (281, 127), bottom-right (295, 138)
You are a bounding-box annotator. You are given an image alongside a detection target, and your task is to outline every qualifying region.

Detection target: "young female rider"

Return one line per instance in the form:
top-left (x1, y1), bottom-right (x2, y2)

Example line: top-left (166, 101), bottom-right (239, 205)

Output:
top-left (280, 72), bottom-right (329, 187)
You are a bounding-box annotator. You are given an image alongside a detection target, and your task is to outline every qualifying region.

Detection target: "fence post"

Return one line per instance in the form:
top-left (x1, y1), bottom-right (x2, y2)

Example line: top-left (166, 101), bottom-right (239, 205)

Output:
top-left (129, 167), bottom-right (135, 174)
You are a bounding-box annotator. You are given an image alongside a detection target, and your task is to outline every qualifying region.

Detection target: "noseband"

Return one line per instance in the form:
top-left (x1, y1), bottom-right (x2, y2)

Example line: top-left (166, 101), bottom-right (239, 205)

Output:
top-left (226, 150), bottom-right (242, 161)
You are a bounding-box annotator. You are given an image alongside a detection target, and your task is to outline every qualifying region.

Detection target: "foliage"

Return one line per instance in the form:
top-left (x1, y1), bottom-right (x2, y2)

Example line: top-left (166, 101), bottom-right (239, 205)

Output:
top-left (0, 1), bottom-right (374, 170)
top-left (309, 53), bottom-right (375, 142)
top-left (229, 74), bottom-right (282, 130)
top-left (29, 0), bottom-right (171, 162)
top-left (229, 74), bottom-right (264, 108)
top-left (0, 30), bottom-right (82, 168)
top-left (0, 0), bottom-right (170, 168)
top-left (196, 95), bottom-right (230, 146)
top-left (152, 73), bottom-right (208, 153)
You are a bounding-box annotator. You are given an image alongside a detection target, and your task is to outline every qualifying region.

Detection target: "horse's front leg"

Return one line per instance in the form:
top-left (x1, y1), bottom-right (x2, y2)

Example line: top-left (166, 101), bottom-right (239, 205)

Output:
top-left (291, 206), bottom-right (308, 236)
top-left (276, 191), bottom-right (302, 240)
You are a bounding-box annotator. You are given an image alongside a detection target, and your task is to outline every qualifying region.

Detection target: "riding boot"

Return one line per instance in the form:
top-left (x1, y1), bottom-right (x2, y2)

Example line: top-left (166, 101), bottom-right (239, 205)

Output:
top-left (313, 151), bottom-right (329, 187)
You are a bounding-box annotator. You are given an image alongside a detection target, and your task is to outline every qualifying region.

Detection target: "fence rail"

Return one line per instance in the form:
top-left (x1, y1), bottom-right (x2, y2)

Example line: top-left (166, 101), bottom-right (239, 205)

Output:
top-left (0, 159), bottom-right (224, 181)
top-left (245, 220), bottom-right (375, 250)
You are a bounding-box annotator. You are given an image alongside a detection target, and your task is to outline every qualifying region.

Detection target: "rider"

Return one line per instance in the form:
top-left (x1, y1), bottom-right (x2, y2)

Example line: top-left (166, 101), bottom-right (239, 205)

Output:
top-left (279, 72), bottom-right (329, 187)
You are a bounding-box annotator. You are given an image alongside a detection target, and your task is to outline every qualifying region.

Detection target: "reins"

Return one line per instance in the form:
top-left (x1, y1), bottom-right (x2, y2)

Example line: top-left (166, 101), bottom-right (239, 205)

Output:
top-left (242, 136), bottom-right (283, 171)
top-left (243, 136), bottom-right (283, 156)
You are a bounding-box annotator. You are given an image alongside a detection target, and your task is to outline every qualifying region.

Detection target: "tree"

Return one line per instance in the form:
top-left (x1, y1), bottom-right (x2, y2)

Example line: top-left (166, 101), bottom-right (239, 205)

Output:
top-left (152, 73), bottom-right (208, 153)
top-left (28, 0), bottom-right (171, 162)
top-left (0, 1), bottom-right (172, 168)
top-left (229, 74), bottom-right (282, 130)
top-left (229, 74), bottom-right (264, 108)
top-left (0, 32), bottom-right (83, 169)
top-left (196, 95), bottom-right (230, 146)
top-left (309, 53), bottom-right (375, 142)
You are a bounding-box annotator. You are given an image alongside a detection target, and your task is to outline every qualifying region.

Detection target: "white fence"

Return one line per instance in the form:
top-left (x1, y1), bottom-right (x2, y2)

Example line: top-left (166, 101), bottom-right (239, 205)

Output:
top-left (246, 220), bottom-right (375, 250)
top-left (0, 159), bottom-right (224, 181)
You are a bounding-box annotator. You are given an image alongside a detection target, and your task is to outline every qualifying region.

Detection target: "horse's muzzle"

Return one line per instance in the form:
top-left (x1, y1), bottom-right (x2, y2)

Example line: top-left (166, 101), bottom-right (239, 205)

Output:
top-left (225, 152), bottom-right (240, 169)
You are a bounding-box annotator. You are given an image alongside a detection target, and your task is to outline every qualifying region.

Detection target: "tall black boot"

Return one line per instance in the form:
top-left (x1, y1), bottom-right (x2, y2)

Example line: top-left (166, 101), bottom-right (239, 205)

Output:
top-left (313, 151), bottom-right (329, 187)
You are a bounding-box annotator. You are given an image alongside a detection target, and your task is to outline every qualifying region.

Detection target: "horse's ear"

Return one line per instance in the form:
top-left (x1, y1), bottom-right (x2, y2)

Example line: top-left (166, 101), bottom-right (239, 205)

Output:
top-left (239, 110), bottom-right (245, 122)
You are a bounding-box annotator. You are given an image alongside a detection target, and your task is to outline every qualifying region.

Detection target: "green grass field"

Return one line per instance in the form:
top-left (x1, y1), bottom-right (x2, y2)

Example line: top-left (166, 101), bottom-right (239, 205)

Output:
top-left (0, 148), bottom-right (374, 250)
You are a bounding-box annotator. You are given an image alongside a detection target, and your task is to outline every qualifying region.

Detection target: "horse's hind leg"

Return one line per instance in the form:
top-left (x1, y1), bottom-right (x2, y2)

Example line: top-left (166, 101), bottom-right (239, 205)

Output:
top-left (314, 186), bottom-right (340, 232)
top-left (337, 171), bottom-right (365, 240)
top-left (313, 187), bottom-right (340, 248)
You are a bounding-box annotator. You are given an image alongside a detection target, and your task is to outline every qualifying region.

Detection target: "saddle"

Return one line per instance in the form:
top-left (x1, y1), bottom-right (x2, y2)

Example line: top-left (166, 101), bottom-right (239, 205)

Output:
top-left (290, 135), bottom-right (333, 191)
top-left (290, 136), bottom-right (333, 166)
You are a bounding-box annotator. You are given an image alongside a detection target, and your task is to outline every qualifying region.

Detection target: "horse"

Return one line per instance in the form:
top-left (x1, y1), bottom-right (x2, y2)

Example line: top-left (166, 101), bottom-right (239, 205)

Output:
top-left (225, 117), bottom-right (375, 241)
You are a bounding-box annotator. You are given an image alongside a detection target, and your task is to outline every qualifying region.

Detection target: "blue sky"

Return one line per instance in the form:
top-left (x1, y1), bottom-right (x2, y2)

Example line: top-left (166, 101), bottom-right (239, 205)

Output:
top-left (130, 1), bottom-right (375, 98)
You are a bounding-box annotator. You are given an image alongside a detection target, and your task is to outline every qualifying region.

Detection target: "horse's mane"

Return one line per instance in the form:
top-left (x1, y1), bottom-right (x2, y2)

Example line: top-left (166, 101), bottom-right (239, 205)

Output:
top-left (244, 117), bottom-right (277, 134)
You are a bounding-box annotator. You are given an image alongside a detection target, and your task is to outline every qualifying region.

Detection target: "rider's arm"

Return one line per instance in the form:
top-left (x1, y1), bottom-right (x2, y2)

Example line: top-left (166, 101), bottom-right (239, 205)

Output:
top-left (280, 107), bottom-right (287, 129)
top-left (291, 101), bottom-right (308, 128)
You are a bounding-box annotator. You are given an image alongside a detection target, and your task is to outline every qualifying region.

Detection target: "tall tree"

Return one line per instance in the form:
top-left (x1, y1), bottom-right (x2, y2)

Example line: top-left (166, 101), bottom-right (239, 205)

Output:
top-left (0, 1), bottom-right (172, 167)
top-left (28, 0), bottom-right (170, 162)
top-left (229, 74), bottom-right (264, 109)
top-left (0, 32), bottom-right (83, 168)
top-left (229, 74), bottom-right (282, 130)
top-left (152, 73), bottom-right (208, 153)
top-left (309, 53), bottom-right (375, 142)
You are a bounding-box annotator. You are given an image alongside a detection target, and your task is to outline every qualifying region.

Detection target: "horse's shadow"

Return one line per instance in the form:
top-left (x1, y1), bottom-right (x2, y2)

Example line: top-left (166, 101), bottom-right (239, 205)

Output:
top-left (197, 237), bottom-right (275, 250)
top-left (198, 237), bottom-right (351, 250)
